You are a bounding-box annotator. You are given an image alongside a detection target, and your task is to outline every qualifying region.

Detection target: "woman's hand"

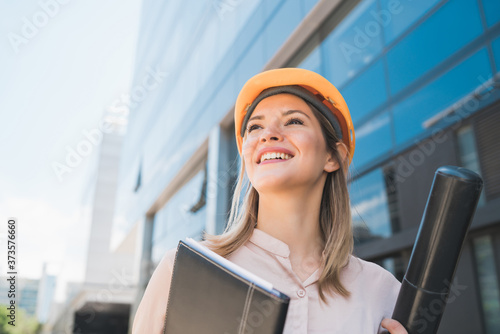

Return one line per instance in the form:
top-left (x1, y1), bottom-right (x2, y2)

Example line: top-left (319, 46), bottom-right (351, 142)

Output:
top-left (381, 318), bottom-right (408, 334)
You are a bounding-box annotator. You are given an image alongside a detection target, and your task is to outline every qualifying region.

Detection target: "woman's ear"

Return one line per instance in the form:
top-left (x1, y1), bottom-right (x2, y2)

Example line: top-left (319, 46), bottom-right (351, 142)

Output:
top-left (324, 142), bottom-right (348, 173)
top-left (336, 142), bottom-right (349, 164)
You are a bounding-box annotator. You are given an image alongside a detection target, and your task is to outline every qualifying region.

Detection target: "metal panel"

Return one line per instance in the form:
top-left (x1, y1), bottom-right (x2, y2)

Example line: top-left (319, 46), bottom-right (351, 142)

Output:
top-left (475, 102), bottom-right (500, 201)
top-left (437, 242), bottom-right (485, 334)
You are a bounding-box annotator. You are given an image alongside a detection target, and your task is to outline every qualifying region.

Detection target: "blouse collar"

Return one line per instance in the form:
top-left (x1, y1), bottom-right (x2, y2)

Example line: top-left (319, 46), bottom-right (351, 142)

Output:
top-left (249, 228), bottom-right (291, 258)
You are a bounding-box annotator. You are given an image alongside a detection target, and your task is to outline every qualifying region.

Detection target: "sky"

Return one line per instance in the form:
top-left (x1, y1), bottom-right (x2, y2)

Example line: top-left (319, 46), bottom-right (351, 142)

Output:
top-left (0, 0), bottom-right (143, 300)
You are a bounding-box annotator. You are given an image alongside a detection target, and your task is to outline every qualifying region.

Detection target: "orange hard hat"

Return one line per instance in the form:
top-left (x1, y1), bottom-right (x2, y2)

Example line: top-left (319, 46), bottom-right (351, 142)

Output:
top-left (234, 67), bottom-right (355, 164)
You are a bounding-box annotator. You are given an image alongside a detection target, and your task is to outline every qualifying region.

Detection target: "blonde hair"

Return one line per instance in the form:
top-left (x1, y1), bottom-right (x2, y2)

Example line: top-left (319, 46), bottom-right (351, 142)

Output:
top-left (202, 100), bottom-right (353, 304)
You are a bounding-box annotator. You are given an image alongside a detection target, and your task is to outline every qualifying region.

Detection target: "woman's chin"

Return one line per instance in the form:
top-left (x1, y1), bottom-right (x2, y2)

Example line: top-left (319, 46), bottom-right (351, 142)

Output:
top-left (253, 179), bottom-right (295, 193)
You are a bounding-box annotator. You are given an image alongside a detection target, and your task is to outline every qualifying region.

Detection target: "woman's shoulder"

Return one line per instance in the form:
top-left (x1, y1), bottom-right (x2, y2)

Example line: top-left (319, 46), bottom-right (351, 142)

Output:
top-left (159, 239), bottom-right (211, 265)
top-left (146, 246), bottom-right (178, 287)
top-left (346, 255), bottom-right (401, 288)
top-left (342, 255), bottom-right (401, 313)
top-left (132, 245), bottom-right (178, 333)
top-left (157, 245), bottom-right (178, 265)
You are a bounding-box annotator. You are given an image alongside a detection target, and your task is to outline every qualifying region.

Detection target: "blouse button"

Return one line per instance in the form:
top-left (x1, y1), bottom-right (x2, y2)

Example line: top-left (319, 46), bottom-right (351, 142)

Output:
top-left (297, 289), bottom-right (306, 298)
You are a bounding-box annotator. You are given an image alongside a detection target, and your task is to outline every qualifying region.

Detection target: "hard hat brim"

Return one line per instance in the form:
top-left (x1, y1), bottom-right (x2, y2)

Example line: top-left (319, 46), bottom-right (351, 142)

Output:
top-left (235, 68), bottom-right (355, 164)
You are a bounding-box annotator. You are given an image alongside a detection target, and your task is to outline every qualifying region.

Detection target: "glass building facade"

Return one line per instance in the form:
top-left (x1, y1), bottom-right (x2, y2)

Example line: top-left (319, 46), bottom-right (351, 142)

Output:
top-left (116, 0), bottom-right (500, 332)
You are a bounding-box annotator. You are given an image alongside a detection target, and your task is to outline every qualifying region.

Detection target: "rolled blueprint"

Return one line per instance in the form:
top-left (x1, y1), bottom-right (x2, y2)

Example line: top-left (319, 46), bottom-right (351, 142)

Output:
top-left (391, 165), bottom-right (483, 334)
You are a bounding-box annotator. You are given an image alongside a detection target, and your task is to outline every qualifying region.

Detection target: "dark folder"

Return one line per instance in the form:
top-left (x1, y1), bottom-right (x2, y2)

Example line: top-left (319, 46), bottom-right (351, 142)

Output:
top-left (162, 238), bottom-right (290, 334)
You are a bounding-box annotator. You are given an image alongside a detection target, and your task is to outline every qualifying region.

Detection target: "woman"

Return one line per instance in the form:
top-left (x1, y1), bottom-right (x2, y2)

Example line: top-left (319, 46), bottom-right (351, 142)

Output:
top-left (132, 68), bottom-right (407, 333)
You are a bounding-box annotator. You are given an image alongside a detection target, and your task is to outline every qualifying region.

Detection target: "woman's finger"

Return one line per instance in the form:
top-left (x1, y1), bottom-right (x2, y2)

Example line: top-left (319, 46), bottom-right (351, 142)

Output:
top-left (381, 318), bottom-right (408, 334)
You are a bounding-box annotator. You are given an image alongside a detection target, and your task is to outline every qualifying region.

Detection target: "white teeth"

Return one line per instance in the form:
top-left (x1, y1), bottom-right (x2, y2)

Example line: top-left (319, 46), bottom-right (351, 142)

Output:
top-left (259, 152), bottom-right (293, 163)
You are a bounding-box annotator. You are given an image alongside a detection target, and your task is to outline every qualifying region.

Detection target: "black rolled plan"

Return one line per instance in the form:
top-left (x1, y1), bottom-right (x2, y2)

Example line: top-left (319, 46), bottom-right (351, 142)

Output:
top-left (391, 166), bottom-right (483, 334)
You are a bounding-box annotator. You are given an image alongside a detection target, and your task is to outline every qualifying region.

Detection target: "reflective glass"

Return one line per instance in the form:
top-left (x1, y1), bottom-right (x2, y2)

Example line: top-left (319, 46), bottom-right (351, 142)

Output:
top-left (235, 34), bottom-right (265, 91)
top-left (492, 35), bottom-right (500, 72)
top-left (232, 0), bottom-right (264, 62)
top-left (302, 0), bottom-right (319, 16)
top-left (225, 0), bottom-right (263, 42)
top-left (263, 0), bottom-right (281, 17)
top-left (322, 0), bottom-right (383, 88)
top-left (340, 59), bottom-right (387, 124)
top-left (386, 0), bottom-right (483, 95)
top-left (298, 46), bottom-right (322, 73)
top-left (482, 0), bottom-right (500, 27)
top-left (392, 48), bottom-right (492, 145)
top-left (380, 0), bottom-right (440, 45)
top-left (263, 0), bottom-right (302, 60)
top-left (211, 6), bottom-right (245, 68)
top-left (136, 1), bottom-right (177, 70)
top-left (473, 235), bottom-right (500, 334)
top-left (152, 169), bottom-right (207, 264)
top-left (350, 168), bottom-right (392, 243)
top-left (158, 1), bottom-right (208, 73)
top-left (351, 111), bottom-right (393, 169)
top-left (457, 126), bottom-right (486, 206)
top-left (212, 72), bottom-right (238, 119)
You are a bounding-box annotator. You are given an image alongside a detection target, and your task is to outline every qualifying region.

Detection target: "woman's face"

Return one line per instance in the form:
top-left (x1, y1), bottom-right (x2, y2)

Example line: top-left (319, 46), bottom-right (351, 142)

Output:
top-left (242, 93), bottom-right (340, 194)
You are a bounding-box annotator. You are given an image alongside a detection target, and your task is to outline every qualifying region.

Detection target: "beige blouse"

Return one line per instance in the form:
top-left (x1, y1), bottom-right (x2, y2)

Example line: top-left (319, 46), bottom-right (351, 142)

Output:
top-left (132, 228), bottom-right (401, 333)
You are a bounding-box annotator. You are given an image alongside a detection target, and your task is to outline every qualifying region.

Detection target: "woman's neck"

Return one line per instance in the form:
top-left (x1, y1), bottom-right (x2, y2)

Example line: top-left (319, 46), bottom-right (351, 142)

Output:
top-left (255, 182), bottom-right (326, 273)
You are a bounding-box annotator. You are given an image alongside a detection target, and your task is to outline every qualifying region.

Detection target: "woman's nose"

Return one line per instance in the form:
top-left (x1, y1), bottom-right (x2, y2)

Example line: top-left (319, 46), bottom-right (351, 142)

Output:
top-left (260, 123), bottom-right (283, 143)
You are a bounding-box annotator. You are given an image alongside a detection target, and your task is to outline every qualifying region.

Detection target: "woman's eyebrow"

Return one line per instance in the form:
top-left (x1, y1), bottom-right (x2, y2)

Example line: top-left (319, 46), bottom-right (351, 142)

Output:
top-left (283, 109), bottom-right (310, 119)
top-left (248, 109), bottom-right (311, 122)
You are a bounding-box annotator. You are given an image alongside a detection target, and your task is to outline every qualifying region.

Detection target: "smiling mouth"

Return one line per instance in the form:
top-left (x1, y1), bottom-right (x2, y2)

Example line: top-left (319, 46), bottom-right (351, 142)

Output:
top-left (258, 153), bottom-right (294, 164)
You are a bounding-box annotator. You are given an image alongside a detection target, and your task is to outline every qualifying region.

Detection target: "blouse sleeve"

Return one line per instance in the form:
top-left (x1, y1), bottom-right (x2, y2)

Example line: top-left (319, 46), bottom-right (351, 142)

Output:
top-left (376, 268), bottom-right (402, 334)
top-left (132, 247), bottom-right (177, 334)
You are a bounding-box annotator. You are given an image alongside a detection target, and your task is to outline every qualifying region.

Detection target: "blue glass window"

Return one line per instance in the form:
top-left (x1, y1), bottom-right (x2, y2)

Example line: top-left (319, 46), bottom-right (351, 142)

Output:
top-left (386, 0), bottom-right (483, 95)
top-left (322, 0), bottom-right (383, 88)
top-left (301, 0), bottom-right (319, 17)
top-left (152, 169), bottom-right (207, 264)
top-left (351, 111), bottom-right (393, 168)
top-left (350, 168), bottom-right (392, 243)
top-left (298, 46), bottom-right (322, 73)
top-left (232, 1), bottom-right (265, 65)
top-left (473, 235), bottom-right (500, 333)
top-left (482, 0), bottom-right (500, 27)
top-left (492, 35), bottom-right (500, 72)
top-left (340, 59), bottom-right (387, 124)
top-left (263, 0), bottom-right (302, 61)
top-left (213, 72), bottom-right (238, 120)
top-left (392, 48), bottom-right (492, 145)
top-left (457, 125), bottom-right (486, 206)
top-left (380, 0), bottom-right (440, 45)
top-left (235, 34), bottom-right (266, 90)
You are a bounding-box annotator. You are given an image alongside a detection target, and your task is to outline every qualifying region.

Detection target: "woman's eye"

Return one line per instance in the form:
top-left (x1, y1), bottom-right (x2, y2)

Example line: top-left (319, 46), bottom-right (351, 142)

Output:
top-left (247, 118), bottom-right (303, 133)
top-left (286, 118), bottom-right (303, 125)
top-left (247, 124), bottom-right (261, 133)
